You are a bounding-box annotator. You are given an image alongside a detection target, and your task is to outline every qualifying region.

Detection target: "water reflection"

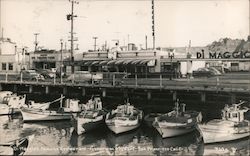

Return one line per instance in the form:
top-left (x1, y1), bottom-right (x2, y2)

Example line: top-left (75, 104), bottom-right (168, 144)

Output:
top-left (202, 137), bottom-right (250, 155)
top-left (0, 112), bottom-right (249, 155)
top-left (152, 130), bottom-right (203, 155)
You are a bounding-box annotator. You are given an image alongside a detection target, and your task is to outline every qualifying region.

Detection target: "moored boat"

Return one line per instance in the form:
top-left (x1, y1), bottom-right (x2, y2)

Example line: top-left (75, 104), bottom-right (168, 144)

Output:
top-left (105, 101), bottom-right (143, 134)
top-left (74, 96), bottom-right (107, 135)
top-left (0, 94), bottom-right (26, 115)
top-left (153, 99), bottom-right (202, 138)
top-left (0, 135), bottom-right (34, 156)
top-left (20, 95), bottom-right (72, 122)
top-left (198, 101), bottom-right (250, 144)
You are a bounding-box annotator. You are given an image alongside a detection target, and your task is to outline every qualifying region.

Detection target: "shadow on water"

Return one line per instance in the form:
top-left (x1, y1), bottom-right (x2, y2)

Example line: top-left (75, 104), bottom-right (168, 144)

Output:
top-left (1, 93), bottom-right (250, 155)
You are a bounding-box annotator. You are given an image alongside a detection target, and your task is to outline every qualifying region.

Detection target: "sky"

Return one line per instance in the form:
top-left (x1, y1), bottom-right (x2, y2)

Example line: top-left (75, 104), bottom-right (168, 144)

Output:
top-left (0, 0), bottom-right (249, 52)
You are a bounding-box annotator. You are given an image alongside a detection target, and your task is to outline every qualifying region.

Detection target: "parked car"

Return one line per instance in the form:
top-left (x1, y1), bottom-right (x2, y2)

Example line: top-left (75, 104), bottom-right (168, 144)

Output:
top-left (192, 67), bottom-right (222, 77)
top-left (17, 70), bottom-right (45, 81)
top-left (35, 69), bottom-right (56, 79)
top-left (67, 71), bottom-right (103, 84)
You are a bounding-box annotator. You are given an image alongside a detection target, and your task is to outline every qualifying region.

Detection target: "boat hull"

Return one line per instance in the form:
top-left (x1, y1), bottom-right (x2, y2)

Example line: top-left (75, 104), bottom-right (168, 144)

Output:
top-left (76, 115), bottom-right (104, 135)
top-left (154, 125), bottom-right (197, 138)
top-left (198, 125), bottom-right (250, 144)
top-left (21, 108), bottom-right (72, 122)
top-left (106, 123), bottom-right (140, 134)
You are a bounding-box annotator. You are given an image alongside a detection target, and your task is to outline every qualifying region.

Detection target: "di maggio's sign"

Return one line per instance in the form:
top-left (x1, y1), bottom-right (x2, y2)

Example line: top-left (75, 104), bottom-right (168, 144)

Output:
top-left (197, 51), bottom-right (250, 59)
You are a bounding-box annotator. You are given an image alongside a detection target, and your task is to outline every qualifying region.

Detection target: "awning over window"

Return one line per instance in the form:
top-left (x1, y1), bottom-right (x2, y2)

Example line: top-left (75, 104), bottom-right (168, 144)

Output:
top-left (78, 59), bottom-right (156, 66)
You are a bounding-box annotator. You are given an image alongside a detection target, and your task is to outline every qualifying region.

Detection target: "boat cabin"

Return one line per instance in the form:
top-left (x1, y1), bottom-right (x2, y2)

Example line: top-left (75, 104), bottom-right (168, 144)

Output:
top-left (222, 103), bottom-right (249, 122)
top-left (85, 96), bottom-right (102, 110)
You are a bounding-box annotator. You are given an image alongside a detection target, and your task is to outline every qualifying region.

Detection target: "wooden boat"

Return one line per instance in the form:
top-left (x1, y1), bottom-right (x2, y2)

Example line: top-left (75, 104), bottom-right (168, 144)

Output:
top-left (20, 95), bottom-right (72, 122)
top-left (105, 101), bottom-right (143, 134)
top-left (153, 99), bottom-right (202, 138)
top-left (0, 94), bottom-right (26, 115)
top-left (143, 113), bottom-right (162, 127)
top-left (0, 135), bottom-right (34, 156)
top-left (198, 101), bottom-right (250, 144)
top-left (74, 96), bottom-right (107, 135)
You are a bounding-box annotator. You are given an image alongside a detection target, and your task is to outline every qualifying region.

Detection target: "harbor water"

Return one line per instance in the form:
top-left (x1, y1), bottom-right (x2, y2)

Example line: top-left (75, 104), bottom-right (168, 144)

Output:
top-left (0, 94), bottom-right (249, 155)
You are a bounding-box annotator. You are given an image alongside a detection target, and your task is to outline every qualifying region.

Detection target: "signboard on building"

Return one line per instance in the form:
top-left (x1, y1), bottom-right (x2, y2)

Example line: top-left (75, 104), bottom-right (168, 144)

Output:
top-left (196, 51), bottom-right (250, 59)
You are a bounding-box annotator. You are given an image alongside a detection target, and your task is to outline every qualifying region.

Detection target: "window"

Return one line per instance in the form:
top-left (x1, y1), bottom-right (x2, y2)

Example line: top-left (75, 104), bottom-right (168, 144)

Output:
top-left (8, 63), bottom-right (13, 71)
top-left (2, 63), bottom-right (6, 70)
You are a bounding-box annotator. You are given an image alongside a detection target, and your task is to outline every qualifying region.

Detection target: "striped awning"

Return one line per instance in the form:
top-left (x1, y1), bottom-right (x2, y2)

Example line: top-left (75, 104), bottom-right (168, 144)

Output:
top-left (78, 59), bottom-right (155, 66)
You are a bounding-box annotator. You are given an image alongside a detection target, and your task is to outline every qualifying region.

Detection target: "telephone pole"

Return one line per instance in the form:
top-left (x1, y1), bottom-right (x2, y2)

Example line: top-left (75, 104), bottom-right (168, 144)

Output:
top-left (93, 37), bottom-right (98, 51)
top-left (34, 33), bottom-right (39, 52)
top-left (67, 0), bottom-right (79, 74)
top-left (152, 0), bottom-right (155, 50)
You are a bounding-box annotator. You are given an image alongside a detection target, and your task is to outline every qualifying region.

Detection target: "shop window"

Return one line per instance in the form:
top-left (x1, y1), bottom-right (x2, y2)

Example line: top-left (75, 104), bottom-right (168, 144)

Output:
top-left (8, 63), bottom-right (13, 71)
top-left (2, 63), bottom-right (6, 70)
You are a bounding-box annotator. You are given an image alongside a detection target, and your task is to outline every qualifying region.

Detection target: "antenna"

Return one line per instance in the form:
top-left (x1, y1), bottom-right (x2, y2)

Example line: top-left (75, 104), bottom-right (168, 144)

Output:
top-left (67, 0), bottom-right (79, 74)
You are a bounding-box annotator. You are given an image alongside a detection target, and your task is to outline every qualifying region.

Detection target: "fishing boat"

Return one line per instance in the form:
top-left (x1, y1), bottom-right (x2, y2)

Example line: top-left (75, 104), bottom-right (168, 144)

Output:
top-left (74, 96), bottom-right (107, 135)
top-left (20, 95), bottom-right (72, 122)
top-left (0, 94), bottom-right (26, 115)
top-left (105, 101), bottom-right (143, 134)
top-left (153, 99), bottom-right (202, 138)
top-left (198, 101), bottom-right (250, 144)
top-left (0, 135), bottom-right (34, 156)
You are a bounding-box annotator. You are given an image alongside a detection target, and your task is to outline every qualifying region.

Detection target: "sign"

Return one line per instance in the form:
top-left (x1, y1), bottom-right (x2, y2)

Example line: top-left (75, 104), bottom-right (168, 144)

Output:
top-left (196, 51), bottom-right (250, 59)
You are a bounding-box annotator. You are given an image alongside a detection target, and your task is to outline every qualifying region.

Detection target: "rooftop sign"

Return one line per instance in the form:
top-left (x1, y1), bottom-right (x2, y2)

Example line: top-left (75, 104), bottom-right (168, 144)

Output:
top-left (197, 51), bottom-right (250, 59)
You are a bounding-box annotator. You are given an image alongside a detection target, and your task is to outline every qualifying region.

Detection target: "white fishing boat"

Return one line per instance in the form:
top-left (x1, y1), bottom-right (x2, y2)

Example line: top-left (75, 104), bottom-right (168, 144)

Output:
top-left (0, 135), bottom-right (34, 156)
top-left (198, 101), bottom-right (250, 144)
top-left (0, 94), bottom-right (26, 115)
top-left (153, 99), bottom-right (202, 138)
top-left (105, 101), bottom-right (143, 134)
top-left (74, 96), bottom-right (107, 135)
top-left (20, 95), bottom-right (72, 122)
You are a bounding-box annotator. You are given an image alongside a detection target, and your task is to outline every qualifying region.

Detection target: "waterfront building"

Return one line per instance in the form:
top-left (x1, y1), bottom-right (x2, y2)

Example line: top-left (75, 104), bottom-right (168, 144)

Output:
top-left (28, 49), bottom-right (71, 72)
top-left (0, 38), bottom-right (25, 74)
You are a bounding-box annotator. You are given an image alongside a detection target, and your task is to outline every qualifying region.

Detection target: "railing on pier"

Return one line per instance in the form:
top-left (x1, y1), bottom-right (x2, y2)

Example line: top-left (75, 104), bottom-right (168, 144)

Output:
top-left (0, 72), bottom-right (250, 92)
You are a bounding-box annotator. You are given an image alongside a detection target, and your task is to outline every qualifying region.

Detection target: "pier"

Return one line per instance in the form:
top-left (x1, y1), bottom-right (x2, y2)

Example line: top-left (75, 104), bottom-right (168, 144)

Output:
top-left (1, 72), bottom-right (250, 103)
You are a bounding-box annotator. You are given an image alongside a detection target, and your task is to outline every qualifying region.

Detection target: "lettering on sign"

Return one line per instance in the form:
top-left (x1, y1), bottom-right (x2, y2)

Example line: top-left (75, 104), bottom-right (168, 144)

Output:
top-left (196, 51), bottom-right (250, 59)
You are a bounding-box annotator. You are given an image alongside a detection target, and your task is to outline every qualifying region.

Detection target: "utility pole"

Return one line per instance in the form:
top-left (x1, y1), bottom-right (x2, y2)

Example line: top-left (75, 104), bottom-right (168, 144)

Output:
top-left (93, 37), bottom-right (98, 51)
top-left (67, 0), bottom-right (79, 74)
top-left (34, 33), bottom-right (39, 52)
top-left (60, 39), bottom-right (63, 83)
top-left (145, 35), bottom-right (148, 50)
top-left (152, 0), bottom-right (155, 50)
